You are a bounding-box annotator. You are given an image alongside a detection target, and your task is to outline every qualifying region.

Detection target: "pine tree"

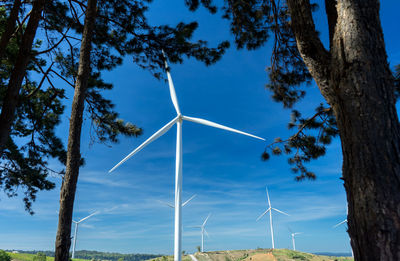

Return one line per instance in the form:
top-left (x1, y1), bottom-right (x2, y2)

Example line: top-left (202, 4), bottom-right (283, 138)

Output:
top-left (187, 0), bottom-right (400, 260)
top-left (0, 5), bottom-right (67, 214)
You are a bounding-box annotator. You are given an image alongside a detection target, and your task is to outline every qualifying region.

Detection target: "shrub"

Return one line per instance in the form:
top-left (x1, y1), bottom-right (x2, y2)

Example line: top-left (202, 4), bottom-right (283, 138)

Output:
top-left (0, 250), bottom-right (11, 261)
top-left (33, 252), bottom-right (46, 261)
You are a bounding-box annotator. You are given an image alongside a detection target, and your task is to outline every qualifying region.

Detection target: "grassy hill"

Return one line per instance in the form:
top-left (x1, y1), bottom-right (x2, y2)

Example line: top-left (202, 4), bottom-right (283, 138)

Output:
top-left (147, 249), bottom-right (354, 261)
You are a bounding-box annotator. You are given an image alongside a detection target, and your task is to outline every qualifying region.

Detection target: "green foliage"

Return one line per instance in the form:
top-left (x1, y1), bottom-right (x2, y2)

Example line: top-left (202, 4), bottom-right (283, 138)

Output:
top-left (0, 250), bottom-right (11, 261)
top-left (0, 6), bottom-right (66, 214)
top-left (32, 253), bottom-right (47, 261)
top-left (196, 246), bottom-right (201, 252)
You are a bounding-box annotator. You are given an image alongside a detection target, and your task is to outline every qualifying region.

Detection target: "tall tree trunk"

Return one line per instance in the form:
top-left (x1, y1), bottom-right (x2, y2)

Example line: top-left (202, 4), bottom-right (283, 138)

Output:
top-left (54, 1), bottom-right (97, 261)
top-left (331, 1), bottom-right (400, 260)
top-left (0, 0), bottom-right (21, 59)
top-left (287, 0), bottom-right (400, 260)
top-left (0, 0), bottom-right (45, 156)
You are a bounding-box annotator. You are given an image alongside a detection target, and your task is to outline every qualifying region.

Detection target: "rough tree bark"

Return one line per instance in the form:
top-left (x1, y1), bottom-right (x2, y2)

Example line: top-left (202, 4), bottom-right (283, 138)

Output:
top-left (287, 0), bottom-right (400, 260)
top-left (0, 0), bottom-right (21, 59)
top-left (54, 0), bottom-right (97, 261)
top-left (0, 0), bottom-right (45, 156)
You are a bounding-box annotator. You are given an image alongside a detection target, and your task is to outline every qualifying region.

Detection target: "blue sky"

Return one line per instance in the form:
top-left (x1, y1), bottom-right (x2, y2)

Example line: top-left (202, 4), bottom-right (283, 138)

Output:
top-left (1, 0), bottom-right (400, 256)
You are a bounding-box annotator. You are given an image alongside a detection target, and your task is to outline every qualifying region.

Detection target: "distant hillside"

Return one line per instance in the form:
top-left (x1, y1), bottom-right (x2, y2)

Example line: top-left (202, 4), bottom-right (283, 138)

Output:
top-left (6, 250), bottom-right (160, 261)
top-left (147, 249), bottom-right (354, 261)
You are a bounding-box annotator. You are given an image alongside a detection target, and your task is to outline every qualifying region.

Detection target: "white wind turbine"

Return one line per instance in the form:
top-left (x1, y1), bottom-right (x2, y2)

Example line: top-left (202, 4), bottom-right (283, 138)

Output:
top-left (256, 187), bottom-right (289, 249)
top-left (72, 211), bottom-right (98, 259)
top-left (191, 213), bottom-right (211, 252)
top-left (333, 207), bottom-right (353, 257)
top-left (109, 51), bottom-right (265, 261)
top-left (288, 228), bottom-right (302, 251)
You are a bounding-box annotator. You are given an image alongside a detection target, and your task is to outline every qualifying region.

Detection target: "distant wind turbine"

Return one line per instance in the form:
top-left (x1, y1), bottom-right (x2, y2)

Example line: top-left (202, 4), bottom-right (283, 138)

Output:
top-left (158, 194), bottom-right (197, 208)
top-left (256, 187), bottom-right (289, 249)
top-left (191, 213), bottom-right (211, 252)
top-left (109, 51), bottom-right (265, 261)
top-left (72, 211), bottom-right (98, 259)
top-left (288, 228), bottom-right (302, 251)
top-left (333, 207), bottom-right (353, 257)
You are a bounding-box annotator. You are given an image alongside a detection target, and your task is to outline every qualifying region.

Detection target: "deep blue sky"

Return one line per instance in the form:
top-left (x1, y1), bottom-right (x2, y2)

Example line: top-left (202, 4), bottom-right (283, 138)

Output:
top-left (1, 0), bottom-right (400, 255)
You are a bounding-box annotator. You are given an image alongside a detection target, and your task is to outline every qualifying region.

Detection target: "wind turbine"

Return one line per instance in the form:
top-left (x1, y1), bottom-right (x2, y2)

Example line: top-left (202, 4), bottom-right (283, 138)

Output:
top-left (191, 213), bottom-right (211, 252)
top-left (109, 51), bottom-right (265, 261)
top-left (288, 228), bottom-right (302, 251)
top-left (71, 211), bottom-right (98, 259)
top-left (333, 207), bottom-right (353, 257)
top-left (256, 187), bottom-right (289, 249)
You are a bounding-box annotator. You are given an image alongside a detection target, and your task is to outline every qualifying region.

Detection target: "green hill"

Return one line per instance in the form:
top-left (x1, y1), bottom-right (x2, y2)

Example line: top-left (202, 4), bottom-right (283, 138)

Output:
top-left (5, 250), bottom-right (159, 261)
top-left (147, 249), bottom-right (354, 261)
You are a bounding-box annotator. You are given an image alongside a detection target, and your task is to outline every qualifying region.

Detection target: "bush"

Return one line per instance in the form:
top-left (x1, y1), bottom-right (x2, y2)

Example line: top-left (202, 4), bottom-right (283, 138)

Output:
top-left (33, 252), bottom-right (46, 261)
top-left (0, 251), bottom-right (11, 261)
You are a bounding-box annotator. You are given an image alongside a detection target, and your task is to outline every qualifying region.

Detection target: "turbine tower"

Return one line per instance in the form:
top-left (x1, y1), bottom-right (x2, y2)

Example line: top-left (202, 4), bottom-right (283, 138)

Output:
top-left (191, 213), bottom-right (211, 252)
top-left (256, 187), bottom-right (289, 249)
top-left (109, 51), bottom-right (265, 261)
top-left (72, 211), bottom-right (98, 259)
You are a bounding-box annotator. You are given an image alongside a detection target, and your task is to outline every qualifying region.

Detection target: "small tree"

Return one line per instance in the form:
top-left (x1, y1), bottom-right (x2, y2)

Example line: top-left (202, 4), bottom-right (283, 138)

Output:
top-left (33, 252), bottom-right (46, 261)
top-left (0, 250), bottom-right (11, 261)
top-left (196, 246), bottom-right (201, 252)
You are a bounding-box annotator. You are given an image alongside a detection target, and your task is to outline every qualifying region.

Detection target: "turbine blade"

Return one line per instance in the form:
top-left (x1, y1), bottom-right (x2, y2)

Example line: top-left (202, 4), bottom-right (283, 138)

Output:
top-left (272, 207), bottom-right (290, 216)
top-left (109, 117), bottom-right (178, 173)
top-left (162, 50), bottom-right (180, 115)
top-left (266, 187), bottom-right (271, 208)
top-left (203, 213), bottom-right (211, 227)
top-left (182, 116), bottom-right (265, 141)
top-left (333, 219), bottom-right (348, 228)
top-left (78, 211), bottom-right (98, 223)
top-left (157, 200), bottom-right (174, 208)
top-left (256, 207), bottom-right (271, 221)
top-left (182, 194), bottom-right (197, 207)
top-left (204, 229), bottom-right (210, 238)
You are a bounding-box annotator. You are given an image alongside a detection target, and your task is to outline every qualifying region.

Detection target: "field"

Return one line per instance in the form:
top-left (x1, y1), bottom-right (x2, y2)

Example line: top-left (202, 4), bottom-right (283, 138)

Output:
top-left (147, 249), bottom-right (354, 261)
top-left (7, 252), bottom-right (86, 261)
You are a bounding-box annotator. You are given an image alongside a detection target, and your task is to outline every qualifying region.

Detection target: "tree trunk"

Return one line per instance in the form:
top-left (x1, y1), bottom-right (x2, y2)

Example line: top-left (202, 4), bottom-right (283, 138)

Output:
top-left (288, 0), bottom-right (400, 260)
top-left (54, 1), bottom-right (97, 261)
top-left (0, 0), bottom-right (21, 59)
top-left (0, 0), bottom-right (45, 156)
top-left (330, 1), bottom-right (400, 260)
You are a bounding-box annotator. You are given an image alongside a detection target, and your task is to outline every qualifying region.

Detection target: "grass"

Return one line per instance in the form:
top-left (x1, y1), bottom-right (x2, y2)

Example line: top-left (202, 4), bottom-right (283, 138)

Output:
top-left (146, 256), bottom-right (192, 261)
top-left (7, 252), bottom-right (86, 261)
